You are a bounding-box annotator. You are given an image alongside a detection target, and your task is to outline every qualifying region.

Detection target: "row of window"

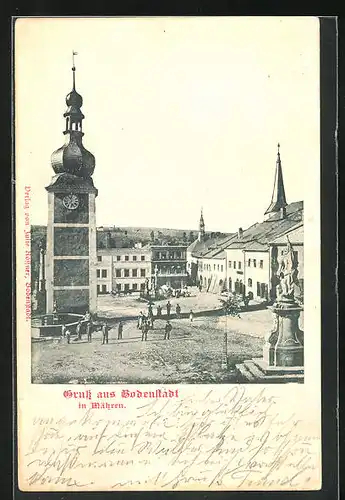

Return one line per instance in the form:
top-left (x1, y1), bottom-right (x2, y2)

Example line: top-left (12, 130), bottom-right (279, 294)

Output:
top-left (97, 255), bottom-right (146, 262)
top-left (97, 268), bottom-right (146, 278)
top-left (199, 259), bottom-right (265, 272)
top-left (228, 259), bottom-right (264, 270)
top-left (229, 261), bottom-right (242, 270)
top-left (97, 282), bottom-right (146, 293)
top-left (248, 258), bottom-right (264, 268)
top-left (153, 252), bottom-right (185, 260)
top-left (201, 263), bottom-right (224, 272)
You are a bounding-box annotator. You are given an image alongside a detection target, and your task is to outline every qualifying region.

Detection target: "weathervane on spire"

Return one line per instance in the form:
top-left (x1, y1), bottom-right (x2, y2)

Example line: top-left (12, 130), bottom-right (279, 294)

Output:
top-left (72, 50), bottom-right (78, 69)
top-left (72, 51), bottom-right (78, 88)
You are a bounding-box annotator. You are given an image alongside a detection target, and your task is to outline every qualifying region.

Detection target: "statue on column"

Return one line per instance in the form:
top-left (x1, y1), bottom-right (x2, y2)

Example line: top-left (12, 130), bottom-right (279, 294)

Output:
top-left (271, 236), bottom-right (304, 367)
top-left (275, 236), bottom-right (299, 305)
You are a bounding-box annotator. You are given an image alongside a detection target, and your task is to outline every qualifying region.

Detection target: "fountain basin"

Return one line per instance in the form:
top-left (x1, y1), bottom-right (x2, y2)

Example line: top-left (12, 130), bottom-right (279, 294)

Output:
top-left (31, 313), bottom-right (85, 338)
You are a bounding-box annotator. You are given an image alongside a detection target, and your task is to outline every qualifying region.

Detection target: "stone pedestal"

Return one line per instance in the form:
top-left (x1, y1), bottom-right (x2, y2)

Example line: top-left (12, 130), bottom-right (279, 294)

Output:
top-left (273, 300), bottom-right (304, 367)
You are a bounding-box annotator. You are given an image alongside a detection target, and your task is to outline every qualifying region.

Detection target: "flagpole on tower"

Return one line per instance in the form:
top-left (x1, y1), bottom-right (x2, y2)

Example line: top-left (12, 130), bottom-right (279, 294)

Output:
top-left (72, 50), bottom-right (78, 89)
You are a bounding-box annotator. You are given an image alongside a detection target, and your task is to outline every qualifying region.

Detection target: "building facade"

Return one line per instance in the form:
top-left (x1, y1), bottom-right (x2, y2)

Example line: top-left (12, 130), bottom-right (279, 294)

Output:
top-left (96, 247), bottom-right (151, 294)
top-left (198, 251), bottom-right (227, 293)
top-left (151, 245), bottom-right (188, 289)
top-left (243, 247), bottom-right (270, 300)
top-left (225, 246), bottom-right (246, 295)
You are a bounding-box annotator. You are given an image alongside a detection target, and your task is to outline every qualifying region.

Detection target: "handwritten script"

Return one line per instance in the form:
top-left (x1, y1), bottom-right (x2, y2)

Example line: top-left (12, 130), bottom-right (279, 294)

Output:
top-left (21, 386), bottom-right (320, 491)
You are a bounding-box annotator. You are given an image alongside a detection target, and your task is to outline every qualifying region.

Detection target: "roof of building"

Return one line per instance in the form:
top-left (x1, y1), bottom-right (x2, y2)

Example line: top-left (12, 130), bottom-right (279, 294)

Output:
top-left (188, 233), bottom-right (236, 259)
top-left (225, 201), bottom-right (303, 252)
top-left (187, 237), bottom-right (212, 256)
top-left (269, 221), bottom-right (304, 244)
top-left (200, 247), bottom-right (227, 259)
top-left (98, 246), bottom-right (151, 254)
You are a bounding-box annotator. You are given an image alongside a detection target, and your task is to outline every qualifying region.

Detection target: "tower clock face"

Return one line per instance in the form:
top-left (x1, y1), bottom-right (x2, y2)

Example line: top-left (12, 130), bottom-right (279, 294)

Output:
top-left (62, 193), bottom-right (80, 210)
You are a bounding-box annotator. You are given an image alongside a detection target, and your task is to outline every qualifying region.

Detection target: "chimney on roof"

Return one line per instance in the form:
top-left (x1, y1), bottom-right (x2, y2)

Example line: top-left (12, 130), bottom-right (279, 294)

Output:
top-left (280, 206), bottom-right (286, 220)
top-left (238, 227), bottom-right (243, 239)
top-left (105, 231), bottom-right (111, 249)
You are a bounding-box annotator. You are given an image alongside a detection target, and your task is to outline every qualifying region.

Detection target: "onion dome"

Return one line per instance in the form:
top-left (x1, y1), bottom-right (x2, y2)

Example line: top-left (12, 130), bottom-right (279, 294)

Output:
top-left (50, 52), bottom-right (95, 179)
top-left (51, 135), bottom-right (95, 178)
top-left (66, 88), bottom-right (83, 108)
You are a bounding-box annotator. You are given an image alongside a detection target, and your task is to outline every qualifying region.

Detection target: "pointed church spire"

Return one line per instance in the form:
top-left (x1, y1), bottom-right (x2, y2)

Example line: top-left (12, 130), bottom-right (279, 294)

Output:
top-left (198, 207), bottom-right (206, 241)
top-left (264, 143), bottom-right (287, 219)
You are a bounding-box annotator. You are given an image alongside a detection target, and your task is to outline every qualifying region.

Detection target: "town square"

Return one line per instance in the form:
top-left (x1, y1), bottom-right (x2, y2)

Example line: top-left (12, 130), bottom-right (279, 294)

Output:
top-left (33, 291), bottom-right (302, 384)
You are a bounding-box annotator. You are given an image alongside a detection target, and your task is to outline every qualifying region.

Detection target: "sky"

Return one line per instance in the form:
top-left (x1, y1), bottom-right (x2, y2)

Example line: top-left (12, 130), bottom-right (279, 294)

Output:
top-left (15, 17), bottom-right (320, 232)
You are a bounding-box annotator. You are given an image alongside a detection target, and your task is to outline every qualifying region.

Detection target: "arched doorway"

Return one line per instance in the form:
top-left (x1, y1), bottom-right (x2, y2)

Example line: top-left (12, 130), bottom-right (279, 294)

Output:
top-left (228, 277), bottom-right (232, 291)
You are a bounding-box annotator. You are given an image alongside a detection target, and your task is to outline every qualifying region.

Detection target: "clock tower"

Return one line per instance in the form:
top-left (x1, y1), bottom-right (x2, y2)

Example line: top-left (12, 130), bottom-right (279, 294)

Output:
top-left (45, 54), bottom-right (98, 314)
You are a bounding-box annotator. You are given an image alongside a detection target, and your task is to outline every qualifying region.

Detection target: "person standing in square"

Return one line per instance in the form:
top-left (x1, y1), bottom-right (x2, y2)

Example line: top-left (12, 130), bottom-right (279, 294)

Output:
top-left (141, 320), bottom-right (149, 341)
top-left (61, 323), bottom-right (66, 337)
top-left (86, 321), bottom-right (92, 343)
top-left (102, 321), bottom-right (109, 344)
top-left (76, 320), bottom-right (82, 340)
top-left (164, 321), bottom-right (172, 340)
top-left (118, 321), bottom-right (123, 340)
top-left (137, 311), bottom-right (143, 329)
top-left (189, 310), bottom-right (194, 323)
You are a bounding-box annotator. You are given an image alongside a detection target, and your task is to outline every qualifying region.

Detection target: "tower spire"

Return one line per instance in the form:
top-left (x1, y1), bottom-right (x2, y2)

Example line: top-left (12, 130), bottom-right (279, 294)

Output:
top-left (198, 207), bottom-right (206, 241)
top-left (50, 52), bottom-right (95, 179)
top-left (264, 143), bottom-right (287, 219)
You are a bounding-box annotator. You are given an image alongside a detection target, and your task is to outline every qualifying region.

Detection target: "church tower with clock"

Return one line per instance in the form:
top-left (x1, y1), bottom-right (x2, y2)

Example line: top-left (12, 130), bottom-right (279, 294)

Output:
top-left (45, 55), bottom-right (98, 314)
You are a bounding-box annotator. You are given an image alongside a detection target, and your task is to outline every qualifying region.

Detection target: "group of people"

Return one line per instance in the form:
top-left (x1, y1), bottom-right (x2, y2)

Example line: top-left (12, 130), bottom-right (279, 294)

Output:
top-left (139, 301), bottom-right (194, 321)
top-left (60, 312), bottom-right (124, 345)
top-left (170, 286), bottom-right (191, 298)
top-left (60, 300), bottom-right (195, 346)
top-left (135, 301), bottom-right (195, 342)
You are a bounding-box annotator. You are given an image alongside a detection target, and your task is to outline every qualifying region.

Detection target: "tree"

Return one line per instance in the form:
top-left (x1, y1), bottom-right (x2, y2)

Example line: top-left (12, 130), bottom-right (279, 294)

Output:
top-left (219, 293), bottom-right (242, 317)
top-left (150, 230), bottom-right (155, 242)
top-left (189, 231), bottom-right (195, 243)
top-left (182, 232), bottom-right (187, 242)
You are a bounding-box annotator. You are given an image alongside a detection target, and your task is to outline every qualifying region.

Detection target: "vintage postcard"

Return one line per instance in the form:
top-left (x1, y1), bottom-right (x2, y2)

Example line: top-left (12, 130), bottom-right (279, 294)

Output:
top-left (15, 16), bottom-right (323, 491)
